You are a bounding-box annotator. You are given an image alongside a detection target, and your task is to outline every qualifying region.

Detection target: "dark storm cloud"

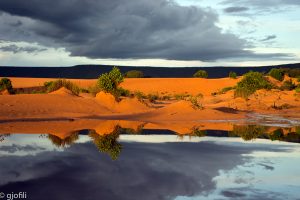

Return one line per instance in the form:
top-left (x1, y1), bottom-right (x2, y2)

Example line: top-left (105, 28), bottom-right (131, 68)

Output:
top-left (224, 6), bottom-right (249, 13)
top-left (0, 0), bottom-right (292, 61)
top-left (0, 141), bottom-right (272, 200)
top-left (260, 35), bottom-right (277, 42)
top-left (0, 44), bottom-right (47, 54)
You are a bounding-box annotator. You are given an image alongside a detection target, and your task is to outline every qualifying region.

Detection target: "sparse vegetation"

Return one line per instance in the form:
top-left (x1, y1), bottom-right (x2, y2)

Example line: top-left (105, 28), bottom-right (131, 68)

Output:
top-left (268, 68), bottom-right (284, 81)
top-left (174, 93), bottom-right (190, 100)
top-left (271, 103), bottom-right (293, 110)
top-left (88, 84), bottom-right (101, 96)
top-left (45, 79), bottom-right (80, 95)
top-left (229, 71), bottom-right (237, 79)
top-left (189, 96), bottom-right (203, 109)
top-left (191, 127), bottom-right (206, 137)
top-left (234, 71), bottom-right (273, 99)
top-left (280, 79), bottom-right (296, 91)
top-left (281, 68), bottom-right (300, 78)
top-left (0, 78), bottom-right (14, 94)
top-left (48, 132), bottom-right (79, 147)
top-left (229, 125), bottom-right (267, 141)
top-left (296, 85), bottom-right (300, 93)
top-left (134, 91), bottom-right (146, 102)
top-left (217, 86), bottom-right (235, 95)
top-left (147, 93), bottom-right (159, 103)
top-left (124, 70), bottom-right (144, 78)
top-left (193, 70), bottom-right (208, 78)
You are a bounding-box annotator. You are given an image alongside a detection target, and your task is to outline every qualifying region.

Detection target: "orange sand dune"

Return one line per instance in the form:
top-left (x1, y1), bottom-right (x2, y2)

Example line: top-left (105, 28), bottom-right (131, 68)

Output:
top-left (1, 77), bottom-right (300, 127)
top-left (5, 77), bottom-right (96, 88)
top-left (95, 91), bottom-right (150, 113)
top-left (121, 77), bottom-right (241, 96)
top-left (6, 77), bottom-right (240, 96)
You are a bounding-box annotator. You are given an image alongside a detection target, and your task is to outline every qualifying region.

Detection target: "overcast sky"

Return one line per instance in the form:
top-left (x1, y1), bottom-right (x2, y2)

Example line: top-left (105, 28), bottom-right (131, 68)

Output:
top-left (0, 0), bottom-right (299, 67)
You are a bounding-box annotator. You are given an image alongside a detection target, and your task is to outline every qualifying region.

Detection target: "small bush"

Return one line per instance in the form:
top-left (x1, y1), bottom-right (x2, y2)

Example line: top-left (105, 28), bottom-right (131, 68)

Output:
top-left (97, 66), bottom-right (124, 98)
top-left (189, 96), bottom-right (203, 109)
top-left (134, 91), bottom-right (146, 102)
top-left (193, 70), bottom-right (208, 78)
top-left (191, 127), bottom-right (206, 137)
top-left (124, 70), bottom-right (144, 78)
top-left (280, 79), bottom-right (296, 91)
top-left (272, 103), bottom-right (293, 110)
top-left (147, 93), bottom-right (159, 103)
top-left (268, 68), bottom-right (284, 81)
top-left (281, 68), bottom-right (300, 78)
top-left (229, 71), bottom-right (237, 79)
top-left (296, 85), bottom-right (300, 93)
top-left (174, 93), bottom-right (190, 100)
top-left (0, 78), bottom-right (13, 94)
top-left (88, 84), bottom-right (101, 96)
top-left (118, 87), bottom-right (131, 97)
top-left (80, 88), bottom-right (90, 93)
top-left (44, 81), bottom-right (54, 88)
top-left (218, 86), bottom-right (235, 94)
top-left (45, 79), bottom-right (80, 95)
top-left (234, 71), bottom-right (273, 99)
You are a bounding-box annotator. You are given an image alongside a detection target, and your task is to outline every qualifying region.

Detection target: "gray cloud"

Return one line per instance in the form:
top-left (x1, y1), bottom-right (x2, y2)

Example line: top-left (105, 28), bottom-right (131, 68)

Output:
top-left (0, 144), bottom-right (45, 153)
top-left (224, 6), bottom-right (249, 13)
top-left (0, 0), bottom-right (292, 61)
top-left (0, 44), bottom-right (47, 54)
top-left (260, 35), bottom-right (277, 42)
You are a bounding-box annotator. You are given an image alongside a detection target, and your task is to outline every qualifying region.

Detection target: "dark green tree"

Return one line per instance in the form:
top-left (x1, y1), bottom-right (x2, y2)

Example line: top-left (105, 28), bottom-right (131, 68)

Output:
top-left (229, 71), bottom-right (237, 79)
top-left (125, 70), bottom-right (144, 78)
top-left (193, 70), bottom-right (208, 78)
top-left (0, 78), bottom-right (13, 94)
top-left (268, 68), bottom-right (284, 81)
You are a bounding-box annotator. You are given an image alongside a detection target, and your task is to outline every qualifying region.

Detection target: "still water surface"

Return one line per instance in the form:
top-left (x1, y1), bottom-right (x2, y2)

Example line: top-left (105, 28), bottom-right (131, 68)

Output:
top-left (0, 126), bottom-right (300, 200)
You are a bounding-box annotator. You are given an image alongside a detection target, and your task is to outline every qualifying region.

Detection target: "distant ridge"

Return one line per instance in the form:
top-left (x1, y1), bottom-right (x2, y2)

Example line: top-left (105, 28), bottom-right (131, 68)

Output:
top-left (0, 63), bottom-right (300, 78)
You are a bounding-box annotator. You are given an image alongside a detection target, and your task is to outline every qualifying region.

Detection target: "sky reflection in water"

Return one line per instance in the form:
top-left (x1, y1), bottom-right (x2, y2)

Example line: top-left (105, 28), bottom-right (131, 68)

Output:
top-left (0, 129), bottom-right (300, 200)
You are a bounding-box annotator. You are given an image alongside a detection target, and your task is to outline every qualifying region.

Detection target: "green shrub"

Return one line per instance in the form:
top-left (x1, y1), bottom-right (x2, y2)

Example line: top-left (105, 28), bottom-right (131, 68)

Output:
top-left (189, 96), bottom-right (203, 109)
top-left (193, 70), bottom-right (208, 78)
top-left (297, 76), bottom-right (300, 82)
top-left (218, 86), bottom-right (235, 94)
top-left (270, 129), bottom-right (284, 141)
top-left (174, 93), bottom-right (190, 100)
top-left (44, 81), bottom-right (54, 88)
top-left (234, 71), bottom-right (273, 99)
top-left (229, 71), bottom-right (237, 79)
top-left (97, 67), bottom-right (124, 96)
top-left (45, 79), bottom-right (80, 95)
top-left (147, 93), bottom-right (159, 103)
top-left (88, 84), bottom-right (101, 96)
top-left (268, 68), bottom-right (284, 81)
top-left (230, 125), bottom-right (267, 141)
top-left (191, 128), bottom-right (206, 137)
top-left (48, 131), bottom-right (79, 147)
top-left (280, 79), bottom-right (296, 91)
top-left (134, 91), bottom-right (146, 102)
top-left (89, 127), bottom-right (122, 160)
top-left (118, 87), bottom-right (131, 97)
top-left (0, 78), bottom-right (14, 94)
top-left (281, 68), bottom-right (300, 78)
top-left (124, 70), bottom-right (144, 78)
top-left (296, 85), bottom-right (300, 93)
